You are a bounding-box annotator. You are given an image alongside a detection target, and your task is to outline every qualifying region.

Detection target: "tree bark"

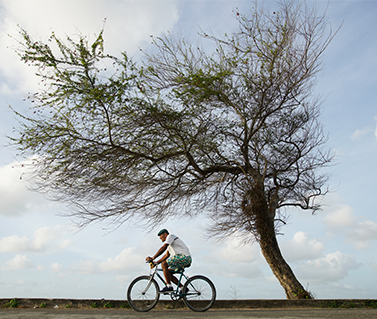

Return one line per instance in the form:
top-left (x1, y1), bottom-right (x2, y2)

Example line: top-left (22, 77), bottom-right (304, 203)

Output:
top-left (244, 185), bottom-right (312, 299)
top-left (259, 229), bottom-right (311, 299)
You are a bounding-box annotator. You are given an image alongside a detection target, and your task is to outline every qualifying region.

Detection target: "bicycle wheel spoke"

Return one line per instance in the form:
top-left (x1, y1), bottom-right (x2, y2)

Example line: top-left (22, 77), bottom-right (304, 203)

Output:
top-left (127, 276), bottom-right (159, 312)
top-left (183, 275), bottom-right (216, 312)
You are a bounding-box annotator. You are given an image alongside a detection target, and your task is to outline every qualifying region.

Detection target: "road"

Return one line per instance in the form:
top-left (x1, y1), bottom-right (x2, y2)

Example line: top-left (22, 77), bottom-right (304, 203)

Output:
top-left (1, 308), bottom-right (377, 318)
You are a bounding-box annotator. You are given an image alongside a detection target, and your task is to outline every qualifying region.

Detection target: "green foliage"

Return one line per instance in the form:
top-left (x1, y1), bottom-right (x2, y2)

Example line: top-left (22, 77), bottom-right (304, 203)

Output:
top-left (364, 300), bottom-right (377, 309)
top-left (90, 302), bottom-right (98, 308)
top-left (291, 287), bottom-right (314, 299)
top-left (344, 302), bottom-right (356, 308)
top-left (103, 302), bottom-right (114, 308)
top-left (121, 302), bottom-right (131, 309)
top-left (3, 298), bottom-right (18, 308)
top-left (39, 302), bottom-right (47, 308)
top-left (322, 300), bottom-right (377, 309)
top-left (164, 305), bottom-right (175, 309)
top-left (324, 300), bottom-right (339, 308)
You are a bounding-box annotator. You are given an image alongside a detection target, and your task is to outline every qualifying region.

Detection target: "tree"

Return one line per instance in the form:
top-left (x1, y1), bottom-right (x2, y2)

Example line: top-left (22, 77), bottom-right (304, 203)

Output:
top-left (10, 1), bottom-right (337, 299)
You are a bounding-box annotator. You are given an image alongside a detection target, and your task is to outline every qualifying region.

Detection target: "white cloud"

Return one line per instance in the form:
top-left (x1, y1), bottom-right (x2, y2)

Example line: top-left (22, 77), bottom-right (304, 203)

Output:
top-left (197, 236), bottom-right (264, 279)
top-left (70, 260), bottom-right (100, 275)
top-left (321, 199), bottom-right (377, 249)
top-left (0, 162), bottom-right (36, 217)
top-left (50, 262), bottom-right (68, 278)
top-left (51, 262), bottom-right (63, 273)
top-left (346, 220), bottom-right (377, 249)
top-left (0, 160), bottom-right (69, 217)
top-left (296, 251), bottom-right (362, 283)
top-left (217, 261), bottom-right (263, 279)
top-left (367, 258), bottom-right (377, 272)
top-left (0, 235), bottom-right (31, 252)
top-left (0, 225), bottom-right (70, 253)
top-left (35, 264), bottom-right (45, 271)
top-left (280, 231), bottom-right (325, 262)
top-left (351, 116), bottom-right (377, 141)
top-left (322, 203), bottom-right (356, 230)
top-left (211, 237), bottom-right (261, 264)
top-left (351, 127), bottom-right (372, 140)
top-left (32, 225), bottom-right (68, 251)
top-left (99, 247), bottom-right (143, 273)
top-left (60, 239), bottom-right (73, 249)
top-left (3, 254), bottom-right (34, 270)
top-left (70, 246), bottom-right (144, 275)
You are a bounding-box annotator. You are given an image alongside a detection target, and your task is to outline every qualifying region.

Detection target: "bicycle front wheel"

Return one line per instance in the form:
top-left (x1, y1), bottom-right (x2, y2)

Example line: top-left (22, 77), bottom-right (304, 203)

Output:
top-left (127, 275), bottom-right (160, 312)
top-left (182, 275), bottom-right (216, 312)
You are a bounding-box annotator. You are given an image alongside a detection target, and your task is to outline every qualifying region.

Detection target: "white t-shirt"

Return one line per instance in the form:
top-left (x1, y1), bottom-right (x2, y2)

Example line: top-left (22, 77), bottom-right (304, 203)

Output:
top-left (164, 234), bottom-right (191, 257)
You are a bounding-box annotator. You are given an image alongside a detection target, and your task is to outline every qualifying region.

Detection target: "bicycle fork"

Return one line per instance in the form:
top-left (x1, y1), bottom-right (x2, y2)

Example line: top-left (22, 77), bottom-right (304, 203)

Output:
top-left (141, 277), bottom-right (154, 295)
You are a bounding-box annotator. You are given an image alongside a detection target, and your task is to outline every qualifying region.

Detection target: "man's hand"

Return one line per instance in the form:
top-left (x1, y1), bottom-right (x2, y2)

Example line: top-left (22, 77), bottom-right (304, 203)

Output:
top-left (146, 244), bottom-right (168, 263)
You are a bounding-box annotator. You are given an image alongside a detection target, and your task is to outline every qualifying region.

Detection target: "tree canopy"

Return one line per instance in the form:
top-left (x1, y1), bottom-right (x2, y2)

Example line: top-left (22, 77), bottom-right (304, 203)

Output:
top-left (10, 0), bottom-right (337, 299)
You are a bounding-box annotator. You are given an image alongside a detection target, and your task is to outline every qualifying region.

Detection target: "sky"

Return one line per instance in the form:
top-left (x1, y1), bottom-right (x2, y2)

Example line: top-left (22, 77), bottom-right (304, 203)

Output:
top-left (0, 0), bottom-right (376, 301)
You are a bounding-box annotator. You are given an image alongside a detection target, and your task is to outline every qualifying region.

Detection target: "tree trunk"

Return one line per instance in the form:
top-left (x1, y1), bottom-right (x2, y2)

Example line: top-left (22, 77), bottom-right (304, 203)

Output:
top-left (259, 229), bottom-right (311, 299)
top-left (244, 185), bottom-right (312, 299)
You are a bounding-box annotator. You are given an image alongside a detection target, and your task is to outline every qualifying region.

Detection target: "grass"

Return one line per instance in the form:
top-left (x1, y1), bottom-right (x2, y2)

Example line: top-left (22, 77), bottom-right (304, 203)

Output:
top-left (1, 297), bottom-right (377, 310)
top-left (2, 298), bottom-right (18, 308)
top-left (322, 300), bottom-right (377, 309)
top-left (90, 302), bottom-right (98, 308)
top-left (103, 302), bottom-right (114, 308)
top-left (120, 302), bottom-right (131, 309)
top-left (363, 300), bottom-right (377, 309)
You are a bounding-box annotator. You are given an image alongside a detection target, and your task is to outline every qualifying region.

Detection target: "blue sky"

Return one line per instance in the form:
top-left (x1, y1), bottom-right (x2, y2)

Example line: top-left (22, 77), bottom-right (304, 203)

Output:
top-left (0, 0), bottom-right (376, 300)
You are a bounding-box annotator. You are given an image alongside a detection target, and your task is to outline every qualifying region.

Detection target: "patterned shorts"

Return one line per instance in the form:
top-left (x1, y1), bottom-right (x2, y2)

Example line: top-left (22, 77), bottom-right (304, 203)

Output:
top-left (167, 255), bottom-right (192, 273)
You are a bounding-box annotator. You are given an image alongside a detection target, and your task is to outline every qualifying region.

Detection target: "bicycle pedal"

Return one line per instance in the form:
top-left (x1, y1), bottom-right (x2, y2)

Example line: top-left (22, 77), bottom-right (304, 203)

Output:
top-left (159, 286), bottom-right (174, 294)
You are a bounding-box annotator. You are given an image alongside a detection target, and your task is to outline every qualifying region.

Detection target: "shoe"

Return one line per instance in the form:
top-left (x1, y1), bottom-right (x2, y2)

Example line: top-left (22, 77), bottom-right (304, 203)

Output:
top-left (160, 286), bottom-right (174, 294)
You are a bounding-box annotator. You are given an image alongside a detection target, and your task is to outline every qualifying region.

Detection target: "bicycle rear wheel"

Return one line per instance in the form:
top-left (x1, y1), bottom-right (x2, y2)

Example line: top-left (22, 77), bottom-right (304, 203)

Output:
top-left (127, 275), bottom-right (160, 312)
top-left (182, 275), bottom-right (216, 312)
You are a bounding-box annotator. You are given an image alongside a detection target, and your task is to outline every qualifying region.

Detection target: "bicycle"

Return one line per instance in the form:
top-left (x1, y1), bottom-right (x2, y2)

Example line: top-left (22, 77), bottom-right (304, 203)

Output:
top-left (127, 262), bottom-right (216, 312)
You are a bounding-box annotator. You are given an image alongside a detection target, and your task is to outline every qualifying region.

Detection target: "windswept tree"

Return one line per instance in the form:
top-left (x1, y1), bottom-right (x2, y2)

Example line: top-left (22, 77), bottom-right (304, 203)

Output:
top-left (10, 1), bottom-right (337, 299)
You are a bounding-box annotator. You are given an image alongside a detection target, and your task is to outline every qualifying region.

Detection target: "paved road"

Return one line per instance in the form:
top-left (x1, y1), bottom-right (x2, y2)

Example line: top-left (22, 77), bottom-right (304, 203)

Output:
top-left (1, 308), bottom-right (377, 318)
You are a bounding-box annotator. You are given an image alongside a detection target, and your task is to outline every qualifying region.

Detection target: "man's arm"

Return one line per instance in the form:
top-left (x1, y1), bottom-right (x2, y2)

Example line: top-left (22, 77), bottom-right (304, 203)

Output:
top-left (156, 250), bottom-right (170, 264)
top-left (146, 243), bottom-right (169, 262)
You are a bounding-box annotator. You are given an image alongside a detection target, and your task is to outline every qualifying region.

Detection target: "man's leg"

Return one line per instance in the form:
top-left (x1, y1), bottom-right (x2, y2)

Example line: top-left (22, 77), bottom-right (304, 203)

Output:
top-left (161, 260), bottom-right (172, 285)
top-left (161, 260), bottom-right (182, 287)
top-left (160, 260), bottom-right (176, 293)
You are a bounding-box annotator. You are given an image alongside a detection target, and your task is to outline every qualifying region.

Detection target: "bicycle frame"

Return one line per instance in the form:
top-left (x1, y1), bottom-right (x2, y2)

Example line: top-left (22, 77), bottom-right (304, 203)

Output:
top-left (127, 262), bottom-right (216, 312)
top-left (147, 263), bottom-right (190, 297)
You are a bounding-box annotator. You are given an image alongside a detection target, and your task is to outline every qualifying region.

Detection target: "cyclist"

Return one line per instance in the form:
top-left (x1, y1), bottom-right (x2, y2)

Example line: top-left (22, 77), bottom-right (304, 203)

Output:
top-left (146, 229), bottom-right (192, 293)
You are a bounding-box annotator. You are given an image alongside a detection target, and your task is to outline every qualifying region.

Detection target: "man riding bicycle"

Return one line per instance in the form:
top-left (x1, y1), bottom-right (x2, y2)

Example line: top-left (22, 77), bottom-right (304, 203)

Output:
top-left (146, 229), bottom-right (192, 293)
